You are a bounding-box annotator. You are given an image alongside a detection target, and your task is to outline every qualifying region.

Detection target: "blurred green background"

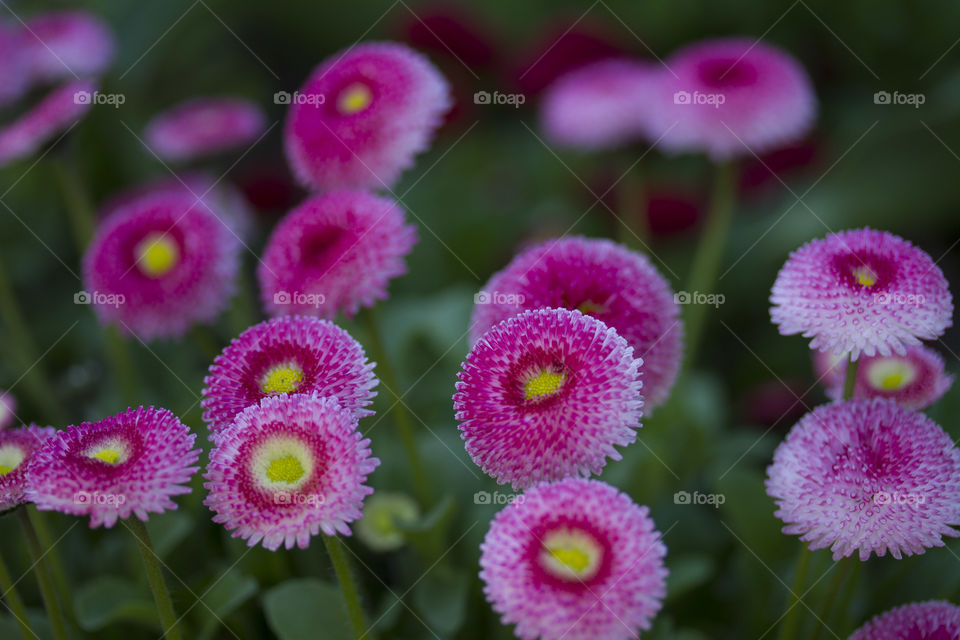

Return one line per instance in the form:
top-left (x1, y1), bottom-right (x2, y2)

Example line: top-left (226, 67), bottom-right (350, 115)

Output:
top-left (2, 0), bottom-right (960, 638)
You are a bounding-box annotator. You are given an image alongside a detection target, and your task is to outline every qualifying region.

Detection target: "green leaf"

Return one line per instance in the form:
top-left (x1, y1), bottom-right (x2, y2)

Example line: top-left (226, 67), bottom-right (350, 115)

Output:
top-left (74, 576), bottom-right (157, 631)
top-left (412, 567), bottom-right (469, 635)
top-left (195, 567), bottom-right (258, 640)
top-left (147, 512), bottom-right (194, 558)
top-left (262, 578), bottom-right (352, 640)
top-left (666, 554), bottom-right (715, 600)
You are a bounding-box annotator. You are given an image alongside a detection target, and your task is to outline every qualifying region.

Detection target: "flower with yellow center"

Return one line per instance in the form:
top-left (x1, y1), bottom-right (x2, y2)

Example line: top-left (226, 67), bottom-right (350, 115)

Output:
top-left (86, 439), bottom-right (130, 466)
top-left (866, 358), bottom-right (917, 391)
top-left (260, 363), bottom-right (305, 396)
top-left (539, 528), bottom-right (604, 582)
top-left (524, 370), bottom-right (566, 400)
top-left (251, 436), bottom-right (315, 493)
top-left (337, 83), bottom-right (373, 115)
top-left (0, 446), bottom-right (26, 476)
top-left (135, 232), bottom-right (180, 278)
top-left (852, 264), bottom-right (878, 288)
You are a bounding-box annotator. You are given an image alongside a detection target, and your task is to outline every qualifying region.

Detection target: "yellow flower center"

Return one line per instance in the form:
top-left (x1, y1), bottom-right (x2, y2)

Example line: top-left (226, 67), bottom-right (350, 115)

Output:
top-left (266, 455), bottom-right (305, 484)
top-left (0, 447), bottom-right (25, 475)
top-left (852, 265), bottom-right (877, 287)
top-left (524, 370), bottom-right (566, 400)
top-left (337, 83), bottom-right (373, 114)
top-left (866, 358), bottom-right (917, 391)
top-left (260, 364), bottom-right (304, 395)
top-left (90, 447), bottom-right (124, 465)
top-left (575, 300), bottom-right (606, 316)
top-left (135, 233), bottom-right (180, 278)
top-left (549, 547), bottom-right (591, 573)
top-left (539, 528), bottom-right (603, 581)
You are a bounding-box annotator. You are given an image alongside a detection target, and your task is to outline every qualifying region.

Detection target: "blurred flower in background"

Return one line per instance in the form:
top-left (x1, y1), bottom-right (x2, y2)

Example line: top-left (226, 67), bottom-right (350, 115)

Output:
top-left (144, 96), bottom-right (268, 162)
top-left (0, 424), bottom-right (56, 511)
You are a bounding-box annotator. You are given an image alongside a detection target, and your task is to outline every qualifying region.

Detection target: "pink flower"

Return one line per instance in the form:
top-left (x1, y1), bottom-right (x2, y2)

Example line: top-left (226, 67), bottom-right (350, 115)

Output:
top-left (471, 237), bottom-right (682, 411)
top-left (540, 59), bottom-right (657, 150)
top-left (284, 42), bottom-right (450, 191)
top-left (26, 407), bottom-right (200, 528)
top-left (0, 78), bottom-right (95, 167)
top-left (144, 97), bottom-right (267, 162)
top-left (480, 478), bottom-right (667, 640)
top-left (202, 315), bottom-right (377, 437)
top-left (771, 228), bottom-right (953, 359)
top-left (203, 394), bottom-right (379, 550)
top-left (84, 189), bottom-right (241, 340)
top-left (0, 425), bottom-right (56, 511)
top-left (818, 344), bottom-right (953, 410)
top-left (0, 23), bottom-right (29, 106)
top-left (259, 190), bottom-right (417, 319)
top-left (645, 38), bottom-right (816, 159)
top-left (766, 399), bottom-right (960, 560)
top-left (22, 11), bottom-right (115, 84)
top-left (455, 308), bottom-right (642, 489)
top-left (850, 601), bottom-right (960, 640)
top-left (0, 392), bottom-right (16, 430)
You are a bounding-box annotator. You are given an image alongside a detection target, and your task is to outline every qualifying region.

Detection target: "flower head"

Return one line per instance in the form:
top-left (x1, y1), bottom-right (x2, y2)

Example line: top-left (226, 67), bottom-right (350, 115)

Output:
top-left (22, 11), bottom-right (115, 84)
top-left (540, 59), bottom-right (656, 150)
top-left (850, 601), bottom-right (960, 640)
top-left (84, 189), bottom-right (241, 340)
top-left (26, 406), bottom-right (200, 528)
top-left (284, 42), bottom-right (450, 191)
top-left (771, 228), bottom-right (953, 359)
top-left (202, 315), bottom-right (377, 436)
top-left (145, 97), bottom-right (267, 162)
top-left (471, 237), bottom-right (681, 411)
top-left (645, 38), bottom-right (816, 159)
top-left (356, 492), bottom-right (420, 552)
top-left (0, 78), bottom-right (95, 167)
top-left (259, 190), bottom-right (417, 319)
top-left (203, 394), bottom-right (379, 550)
top-left (819, 344), bottom-right (953, 410)
top-left (0, 392), bottom-right (15, 430)
top-left (766, 398), bottom-right (960, 561)
top-left (0, 425), bottom-right (56, 512)
top-left (455, 307), bottom-right (642, 489)
top-left (480, 478), bottom-right (667, 640)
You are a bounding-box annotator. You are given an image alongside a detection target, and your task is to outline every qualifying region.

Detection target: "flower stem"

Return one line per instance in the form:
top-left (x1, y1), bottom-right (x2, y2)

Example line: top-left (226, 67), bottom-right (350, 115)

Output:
top-left (835, 559), bottom-right (862, 632)
top-left (778, 545), bottom-right (812, 640)
top-left (16, 507), bottom-right (67, 640)
top-left (0, 548), bottom-right (37, 640)
top-left (616, 166), bottom-right (650, 252)
top-left (53, 157), bottom-right (95, 252)
top-left (104, 325), bottom-right (139, 407)
top-left (127, 518), bottom-right (182, 640)
top-left (683, 160), bottom-right (738, 365)
top-left (323, 535), bottom-right (375, 640)
top-left (28, 508), bottom-right (74, 625)
top-left (812, 558), bottom-right (852, 640)
top-left (842, 355), bottom-right (859, 401)
top-left (360, 306), bottom-right (432, 507)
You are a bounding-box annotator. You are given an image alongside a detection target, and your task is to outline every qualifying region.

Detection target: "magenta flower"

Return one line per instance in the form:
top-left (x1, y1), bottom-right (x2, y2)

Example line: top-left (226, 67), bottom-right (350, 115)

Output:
top-left (850, 601), bottom-right (960, 640)
top-left (202, 315), bottom-right (377, 436)
top-left (203, 394), bottom-right (379, 550)
top-left (22, 11), bottom-right (115, 84)
top-left (819, 344), bottom-right (953, 410)
top-left (26, 407), bottom-right (200, 528)
top-left (84, 190), bottom-right (241, 340)
top-left (284, 42), bottom-right (450, 191)
top-left (540, 59), bottom-right (656, 150)
top-left (0, 392), bottom-right (15, 430)
top-left (480, 478), bottom-right (667, 640)
top-left (0, 78), bottom-right (95, 167)
top-left (771, 228), bottom-right (953, 359)
top-left (471, 237), bottom-right (682, 411)
top-left (144, 97), bottom-right (267, 162)
top-left (455, 308), bottom-right (642, 489)
top-left (645, 38), bottom-right (816, 159)
top-left (766, 399), bottom-right (960, 560)
top-left (259, 190), bottom-right (417, 319)
top-left (0, 425), bottom-right (56, 512)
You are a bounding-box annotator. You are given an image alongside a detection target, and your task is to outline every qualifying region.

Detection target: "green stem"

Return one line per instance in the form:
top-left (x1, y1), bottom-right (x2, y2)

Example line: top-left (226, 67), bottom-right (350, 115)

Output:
top-left (0, 549), bottom-right (37, 640)
top-left (323, 535), bottom-right (374, 640)
top-left (53, 157), bottom-right (95, 253)
top-left (778, 546), bottom-right (812, 640)
top-left (683, 160), bottom-right (738, 365)
top-left (361, 307), bottom-right (432, 507)
top-left (812, 559), bottom-right (852, 640)
top-left (842, 356), bottom-right (859, 401)
top-left (616, 166), bottom-right (650, 252)
top-left (16, 508), bottom-right (67, 640)
top-left (127, 518), bottom-right (182, 640)
top-left (104, 326), bottom-right (138, 407)
top-left (0, 259), bottom-right (68, 425)
top-left (836, 560), bottom-right (862, 633)
top-left (28, 509), bottom-right (73, 625)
